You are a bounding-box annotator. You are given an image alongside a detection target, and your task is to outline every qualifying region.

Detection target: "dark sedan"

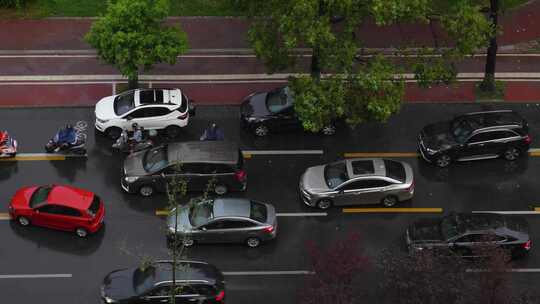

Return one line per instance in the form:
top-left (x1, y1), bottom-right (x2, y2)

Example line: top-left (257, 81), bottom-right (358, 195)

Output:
top-left (101, 260), bottom-right (225, 304)
top-left (406, 213), bottom-right (531, 259)
top-left (240, 86), bottom-right (336, 136)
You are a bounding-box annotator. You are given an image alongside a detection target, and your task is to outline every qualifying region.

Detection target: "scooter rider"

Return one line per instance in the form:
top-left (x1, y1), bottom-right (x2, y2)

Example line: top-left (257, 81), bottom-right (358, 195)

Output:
top-left (200, 122), bottom-right (224, 141)
top-left (131, 123), bottom-right (143, 143)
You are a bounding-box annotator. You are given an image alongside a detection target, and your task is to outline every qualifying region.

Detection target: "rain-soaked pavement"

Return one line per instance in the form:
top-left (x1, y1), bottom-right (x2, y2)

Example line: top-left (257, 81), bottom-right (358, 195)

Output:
top-left (1, 103), bottom-right (540, 303)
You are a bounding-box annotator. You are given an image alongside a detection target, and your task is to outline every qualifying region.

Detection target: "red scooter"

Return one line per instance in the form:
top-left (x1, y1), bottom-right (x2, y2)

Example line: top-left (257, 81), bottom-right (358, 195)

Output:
top-left (0, 130), bottom-right (17, 158)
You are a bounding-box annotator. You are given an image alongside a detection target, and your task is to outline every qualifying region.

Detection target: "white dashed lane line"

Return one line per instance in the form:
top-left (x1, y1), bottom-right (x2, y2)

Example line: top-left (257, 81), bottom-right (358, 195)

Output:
top-left (0, 274), bottom-right (72, 279)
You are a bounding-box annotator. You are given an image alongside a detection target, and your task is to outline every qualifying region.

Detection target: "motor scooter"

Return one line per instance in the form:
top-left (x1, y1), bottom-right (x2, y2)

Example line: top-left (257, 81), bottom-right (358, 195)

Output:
top-left (0, 130), bottom-right (17, 158)
top-left (45, 125), bottom-right (86, 155)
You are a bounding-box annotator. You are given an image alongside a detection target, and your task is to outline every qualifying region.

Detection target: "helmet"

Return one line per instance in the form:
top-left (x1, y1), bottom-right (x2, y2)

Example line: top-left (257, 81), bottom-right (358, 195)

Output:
top-left (210, 123), bottom-right (217, 130)
top-left (65, 124), bottom-right (73, 129)
top-left (132, 123), bottom-right (138, 129)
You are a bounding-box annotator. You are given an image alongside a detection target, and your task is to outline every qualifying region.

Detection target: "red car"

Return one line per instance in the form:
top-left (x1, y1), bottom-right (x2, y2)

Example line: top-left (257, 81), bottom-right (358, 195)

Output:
top-left (8, 185), bottom-right (105, 238)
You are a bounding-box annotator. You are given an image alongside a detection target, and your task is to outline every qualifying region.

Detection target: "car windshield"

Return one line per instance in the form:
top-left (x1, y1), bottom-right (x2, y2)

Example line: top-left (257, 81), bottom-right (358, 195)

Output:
top-left (29, 186), bottom-right (52, 208)
top-left (88, 195), bottom-right (101, 217)
top-left (441, 216), bottom-right (459, 240)
top-left (189, 200), bottom-right (214, 227)
top-left (250, 201), bottom-right (267, 223)
top-left (114, 91), bottom-right (135, 116)
top-left (266, 87), bottom-right (294, 113)
top-left (451, 119), bottom-right (473, 143)
top-left (143, 146), bottom-right (169, 173)
top-left (324, 162), bottom-right (349, 189)
top-left (133, 267), bottom-right (158, 296)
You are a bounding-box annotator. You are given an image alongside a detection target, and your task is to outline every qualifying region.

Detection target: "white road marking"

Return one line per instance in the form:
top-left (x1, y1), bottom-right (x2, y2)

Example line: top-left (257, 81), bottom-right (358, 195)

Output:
top-left (223, 270), bottom-right (314, 276)
top-left (12, 153), bottom-right (87, 158)
top-left (472, 211), bottom-right (540, 215)
top-left (242, 150), bottom-right (324, 155)
top-left (467, 269), bottom-right (540, 273)
top-left (0, 274), bottom-right (72, 279)
top-left (276, 212), bottom-right (327, 217)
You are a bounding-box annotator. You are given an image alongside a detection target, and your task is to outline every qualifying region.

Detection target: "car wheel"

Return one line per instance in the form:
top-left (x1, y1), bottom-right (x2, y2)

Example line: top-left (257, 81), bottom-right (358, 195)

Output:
top-left (254, 124), bottom-right (269, 137)
top-left (106, 127), bottom-right (122, 140)
top-left (503, 146), bottom-right (521, 161)
top-left (214, 184), bottom-right (228, 195)
top-left (18, 216), bottom-right (30, 227)
top-left (139, 185), bottom-right (154, 197)
top-left (75, 228), bottom-right (88, 238)
top-left (321, 124), bottom-right (336, 136)
top-left (316, 199), bottom-right (332, 210)
top-left (246, 237), bottom-right (261, 248)
top-left (182, 238), bottom-right (195, 247)
top-left (382, 195), bottom-right (398, 207)
top-left (435, 154), bottom-right (451, 168)
top-left (165, 126), bottom-right (181, 139)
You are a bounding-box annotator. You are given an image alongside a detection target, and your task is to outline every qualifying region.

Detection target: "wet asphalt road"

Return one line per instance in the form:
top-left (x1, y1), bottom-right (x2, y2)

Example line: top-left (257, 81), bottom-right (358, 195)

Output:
top-left (1, 103), bottom-right (540, 303)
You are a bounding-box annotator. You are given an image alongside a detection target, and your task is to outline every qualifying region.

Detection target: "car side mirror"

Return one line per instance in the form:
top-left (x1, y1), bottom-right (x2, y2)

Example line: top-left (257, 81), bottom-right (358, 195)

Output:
top-left (126, 116), bottom-right (133, 121)
top-left (201, 227), bottom-right (207, 231)
top-left (188, 103), bottom-right (196, 116)
top-left (35, 210), bottom-right (40, 214)
top-left (161, 172), bottom-right (165, 178)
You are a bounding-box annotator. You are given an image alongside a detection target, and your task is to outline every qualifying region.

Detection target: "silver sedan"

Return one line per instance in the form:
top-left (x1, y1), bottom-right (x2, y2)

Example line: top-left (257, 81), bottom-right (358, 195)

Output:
top-left (167, 197), bottom-right (277, 248)
top-left (299, 158), bottom-right (414, 209)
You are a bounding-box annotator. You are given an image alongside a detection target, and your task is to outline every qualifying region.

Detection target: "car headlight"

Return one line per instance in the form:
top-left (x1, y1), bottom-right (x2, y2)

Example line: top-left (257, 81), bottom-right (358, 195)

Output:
top-left (96, 117), bottom-right (109, 124)
top-left (124, 176), bottom-right (139, 183)
top-left (426, 148), bottom-right (438, 155)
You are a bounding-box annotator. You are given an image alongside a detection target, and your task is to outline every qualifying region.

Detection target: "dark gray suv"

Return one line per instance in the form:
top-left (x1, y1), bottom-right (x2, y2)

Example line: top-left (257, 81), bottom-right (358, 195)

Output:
top-left (121, 141), bottom-right (247, 197)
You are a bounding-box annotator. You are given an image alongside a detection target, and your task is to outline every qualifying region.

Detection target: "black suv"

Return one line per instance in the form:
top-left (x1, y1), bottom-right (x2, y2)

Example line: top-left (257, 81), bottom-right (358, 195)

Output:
top-left (239, 86), bottom-right (336, 137)
top-left (101, 260), bottom-right (226, 304)
top-left (418, 110), bottom-right (530, 167)
top-left (121, 141), bottom-right (247, 197)
top-left (406, 213), bottom-right (531, 259)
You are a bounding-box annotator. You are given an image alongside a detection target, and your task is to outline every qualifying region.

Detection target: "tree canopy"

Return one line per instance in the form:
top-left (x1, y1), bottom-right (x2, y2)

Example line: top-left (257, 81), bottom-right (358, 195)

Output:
top-left (85, 0), bottom-right (189, 89)
top-left (231, 0), bottom-right (493, 131)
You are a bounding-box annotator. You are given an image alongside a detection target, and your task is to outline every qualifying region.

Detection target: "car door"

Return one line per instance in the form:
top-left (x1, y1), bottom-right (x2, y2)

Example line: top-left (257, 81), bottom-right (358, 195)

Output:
top-left (219, 218), bottom-right (259, 243)
top-left (489, 130), bottom-right (521, 155)
top-left (275, 106), bottom-right (302, 132)
top-left (179, 163), bottom-right (207, 191)
top-left (333, 179), bottom-right (393, 206)
top-left (143, 284), bottom-right (171, 303)
top-left (55, 206), bottom-right (84, 231)
top-left (145, 106), bottom-right (173, 130)
top-left (32, 204), bottom-right (65, 229)
top-left (122, 107), bottom-right (155, 130)
top-left (199, 220), bottom-right (228, 243)
top-left (463, 132), bottom-right (496, 158)
top-left (450, 234), bottom-right (476, 257)
top-left (201, 163), bottom-right (235, 190)
top-left (158, 165), bottom-right (182, 192)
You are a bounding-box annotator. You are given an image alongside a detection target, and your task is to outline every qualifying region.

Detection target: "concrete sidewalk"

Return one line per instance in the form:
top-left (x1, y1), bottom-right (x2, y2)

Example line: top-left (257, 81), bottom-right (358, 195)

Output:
top-left (0, 1), bottom-right (539, 51)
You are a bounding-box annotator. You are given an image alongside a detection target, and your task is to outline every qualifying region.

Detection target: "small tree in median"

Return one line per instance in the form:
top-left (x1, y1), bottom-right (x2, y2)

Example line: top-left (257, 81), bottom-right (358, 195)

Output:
top-left (85, 0), bottom-right (189, 89)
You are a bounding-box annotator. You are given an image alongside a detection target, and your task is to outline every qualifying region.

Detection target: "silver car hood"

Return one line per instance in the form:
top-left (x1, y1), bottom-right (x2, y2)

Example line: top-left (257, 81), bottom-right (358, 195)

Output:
top-left (301, 165), bottom-right (331, 193)
top-left (167, 207), bottom-right (193, 232)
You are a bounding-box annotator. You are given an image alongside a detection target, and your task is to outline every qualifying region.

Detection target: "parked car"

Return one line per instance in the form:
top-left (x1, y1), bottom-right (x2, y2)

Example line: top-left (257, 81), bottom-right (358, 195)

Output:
top-left (406, 213), bottom-right (531, 259)
top-left (299, 158), bottom-right (414, 209)
top-left (8, 185), bottom-right (105, 238)
top-left (101, 260), bottom-right (225, 304)
top-left (240, 86), bottom-right (336, 137)
top-left (121, 141), bottom-right (247, 197)
top-left (95, 88), bottom-right (195, 139)
top-left (167, 198), bottom-right (277, 248)
top-left (418, 110), bottom-right (530, 168)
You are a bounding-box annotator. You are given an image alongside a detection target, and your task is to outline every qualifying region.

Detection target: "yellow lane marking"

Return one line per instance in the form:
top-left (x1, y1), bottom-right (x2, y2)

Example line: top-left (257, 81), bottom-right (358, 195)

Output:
top-left (0, 213), bottom-right (11, 220)
top-left (529, 151), bottom-right (540, 157)
top-left (535, 208), bottom-right (540, 212)
top-left (0, 155), bottom-right (65, 161)
top-left (344, 152), bottom-right (419, 158)
top-left (343, 207), bottom-right (443, 213)
top-left (241, 153), bottom-right (252, 159)
top-left (155, 210), bottom-right (170, 216)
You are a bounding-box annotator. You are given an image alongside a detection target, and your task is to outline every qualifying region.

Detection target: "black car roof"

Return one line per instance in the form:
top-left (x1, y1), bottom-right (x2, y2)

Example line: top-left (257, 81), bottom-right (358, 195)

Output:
top-left (457, 110), bottom-right (525, 129)
top-left (167, 141), bottom-right (240, 164)
top-left (149, 261), bottom-right (222, 285)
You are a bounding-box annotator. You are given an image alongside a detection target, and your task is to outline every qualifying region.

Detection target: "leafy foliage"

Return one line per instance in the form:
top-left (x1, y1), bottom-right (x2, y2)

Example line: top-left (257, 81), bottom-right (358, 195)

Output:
top-left (233, 0), bottom-right (494, 131)
top-left (85, 0), bottom-right (188, 87)
top-left (0, 0), bottom-right (22, 8)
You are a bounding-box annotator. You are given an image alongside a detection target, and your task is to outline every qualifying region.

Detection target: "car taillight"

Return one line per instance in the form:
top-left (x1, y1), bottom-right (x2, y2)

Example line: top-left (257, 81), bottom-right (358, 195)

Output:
top-left (215, 290), bottom-right (225, 302)
top-left (524, 135), bottom-right (532, 144)
top-left (235, 170), bottom-right (246, 182)
top-left (178, 112), bottom-right (188, 120)
top-left (523, 240), bottom-right (532, 251)
top-left (264, 226), bottom-right (274, 233)
top-left (407, 180), bottom-right (415, 191)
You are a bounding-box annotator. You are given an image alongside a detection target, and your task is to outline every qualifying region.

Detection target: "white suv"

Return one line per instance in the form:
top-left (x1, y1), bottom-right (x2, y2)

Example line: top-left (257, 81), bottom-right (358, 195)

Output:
top-left (94, 88), bottom-right (194, 139)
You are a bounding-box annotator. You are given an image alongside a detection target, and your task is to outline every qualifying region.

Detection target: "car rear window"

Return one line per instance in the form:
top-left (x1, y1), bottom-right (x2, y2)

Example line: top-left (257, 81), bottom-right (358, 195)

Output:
top-left (179, 93), bottom-right (188, 112)
top-left (384, 160), bottom-right (406, 182)
top-left (88, 195), bottom-right (101, 217)
top-left (29, 186), bottom-right (52, 208)
top-left (250, 201), bottom-right (267, 223)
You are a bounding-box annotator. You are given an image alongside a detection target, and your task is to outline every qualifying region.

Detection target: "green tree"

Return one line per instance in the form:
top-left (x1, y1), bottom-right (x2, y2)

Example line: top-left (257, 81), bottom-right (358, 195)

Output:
top-left (231, 0), bottom-right (492, 131)
top-left (85, 0), bottom-right (189, 89)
